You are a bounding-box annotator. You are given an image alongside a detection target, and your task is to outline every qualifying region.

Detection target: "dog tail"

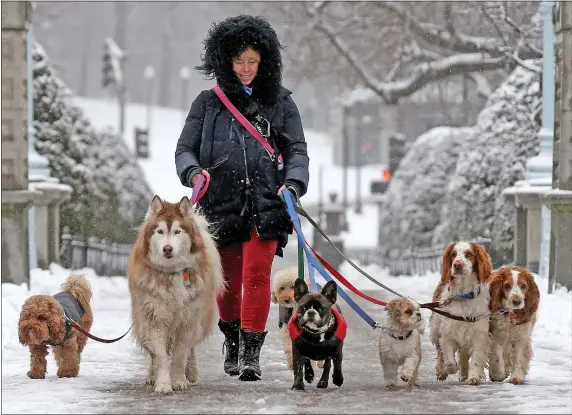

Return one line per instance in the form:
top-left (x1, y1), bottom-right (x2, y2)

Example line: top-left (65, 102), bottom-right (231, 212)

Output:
top-left (61, 273), bottom-right (92, 312)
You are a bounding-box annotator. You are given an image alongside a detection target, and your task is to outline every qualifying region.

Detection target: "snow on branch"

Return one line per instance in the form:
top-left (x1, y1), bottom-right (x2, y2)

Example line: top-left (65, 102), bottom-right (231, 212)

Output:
top-left (305, 3), bottom-right (505, 104)
top-left (375, 2), bottom-right (541, 60)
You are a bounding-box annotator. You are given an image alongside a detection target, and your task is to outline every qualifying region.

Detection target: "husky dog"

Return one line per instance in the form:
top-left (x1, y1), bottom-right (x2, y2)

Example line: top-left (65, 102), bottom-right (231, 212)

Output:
top-left (128, 195), bottom-right (224, 395)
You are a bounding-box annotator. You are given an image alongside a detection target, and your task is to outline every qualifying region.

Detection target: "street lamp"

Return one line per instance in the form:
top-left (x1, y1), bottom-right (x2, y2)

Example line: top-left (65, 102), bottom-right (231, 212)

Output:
top-left (525, 1), bottom-right (555, 279)
top-left (143, 65), bottom-right (155, 133)
top-left (180, 66), bottom-right (191, 124)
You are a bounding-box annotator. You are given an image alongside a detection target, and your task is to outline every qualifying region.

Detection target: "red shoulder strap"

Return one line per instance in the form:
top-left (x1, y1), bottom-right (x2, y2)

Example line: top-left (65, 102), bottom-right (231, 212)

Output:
top-left (212, 85), bottom-right (283, 163)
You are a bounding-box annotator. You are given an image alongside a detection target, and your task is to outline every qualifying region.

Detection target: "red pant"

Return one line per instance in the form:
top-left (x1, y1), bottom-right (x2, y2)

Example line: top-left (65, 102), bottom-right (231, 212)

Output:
top-left (217, 226), bottom-right (278, 332)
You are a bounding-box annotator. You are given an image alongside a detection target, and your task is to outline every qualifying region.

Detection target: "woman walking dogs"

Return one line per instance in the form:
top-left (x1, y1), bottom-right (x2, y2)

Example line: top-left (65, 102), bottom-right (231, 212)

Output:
top-left (175, 15), bottom-right (310, 381)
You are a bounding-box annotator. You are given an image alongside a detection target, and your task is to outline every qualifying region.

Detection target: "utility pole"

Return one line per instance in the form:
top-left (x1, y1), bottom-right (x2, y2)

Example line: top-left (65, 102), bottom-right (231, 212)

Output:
top-left (341, 105), bottom-right (349, 210)
top-left (115, 1), bottom-right (128, 137)
top-left (180, 66), bottom-right (191, 124)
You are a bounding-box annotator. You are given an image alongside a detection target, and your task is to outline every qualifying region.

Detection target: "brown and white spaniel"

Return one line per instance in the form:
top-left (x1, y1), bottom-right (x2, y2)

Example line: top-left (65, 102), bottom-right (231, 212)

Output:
top-left (430, 241), bottom-right (493, 385)
top-left (487, 265), bottom-right (540, 385)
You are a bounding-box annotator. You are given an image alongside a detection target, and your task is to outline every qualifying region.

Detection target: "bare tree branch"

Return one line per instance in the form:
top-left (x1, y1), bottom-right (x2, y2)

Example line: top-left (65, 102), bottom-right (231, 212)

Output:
top-left (305, 3), bottom-right (505, 103)
top-left (468, 73), bottom-right (493, 98)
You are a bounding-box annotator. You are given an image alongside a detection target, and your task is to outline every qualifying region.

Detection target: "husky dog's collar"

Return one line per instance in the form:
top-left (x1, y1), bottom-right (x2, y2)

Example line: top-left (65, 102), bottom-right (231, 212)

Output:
top-left (381, 326), bottom-right (413, 341)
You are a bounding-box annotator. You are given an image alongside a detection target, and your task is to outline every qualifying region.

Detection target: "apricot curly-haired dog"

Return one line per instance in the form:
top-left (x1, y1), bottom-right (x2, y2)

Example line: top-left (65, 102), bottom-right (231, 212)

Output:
top-left (271, 267), bottom-right (323, 371)
top-left (18, 274), bottom-right (93, 379)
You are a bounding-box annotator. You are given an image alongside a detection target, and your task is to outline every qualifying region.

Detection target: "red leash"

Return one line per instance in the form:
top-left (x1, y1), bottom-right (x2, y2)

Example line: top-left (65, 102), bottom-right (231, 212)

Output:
top-left (295, 231), bottom-right (442, 310)
top-left (65, 316), bottom-right (130, 344)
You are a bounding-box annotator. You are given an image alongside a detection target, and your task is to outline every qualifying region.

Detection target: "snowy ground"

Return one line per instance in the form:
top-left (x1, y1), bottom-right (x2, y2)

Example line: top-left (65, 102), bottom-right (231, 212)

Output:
top-left (2, 258), bottom-right (571, 414)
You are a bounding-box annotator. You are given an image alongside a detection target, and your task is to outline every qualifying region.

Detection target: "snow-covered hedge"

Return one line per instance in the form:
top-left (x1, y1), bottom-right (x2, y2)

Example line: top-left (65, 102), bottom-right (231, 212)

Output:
top-left (381, 63), bottom-right (541, 265)
top-left (378, 126), bottom-right (475, 254)
top-left (435, 65), bottom-right (541, 264)
top-left (33, 43), bottom-right (152, 243)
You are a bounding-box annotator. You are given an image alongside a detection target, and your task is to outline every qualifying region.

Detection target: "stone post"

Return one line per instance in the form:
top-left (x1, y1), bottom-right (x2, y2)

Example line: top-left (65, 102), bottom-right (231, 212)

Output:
top-left (502, 187), bottom-right (528, 266)
top-left (544, 1), bottom-right (572, 291)
top-left (29, 182), bottom-right (72, 268)
top-left (316, 192), bottom-right (345, 270)
top-left (1, 1), bottom-right (43, 286)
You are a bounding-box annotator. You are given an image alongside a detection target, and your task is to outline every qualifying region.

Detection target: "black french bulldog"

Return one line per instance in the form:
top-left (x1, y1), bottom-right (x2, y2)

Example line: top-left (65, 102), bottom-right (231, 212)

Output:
top-left (288, 279), bottom-right (346, 391)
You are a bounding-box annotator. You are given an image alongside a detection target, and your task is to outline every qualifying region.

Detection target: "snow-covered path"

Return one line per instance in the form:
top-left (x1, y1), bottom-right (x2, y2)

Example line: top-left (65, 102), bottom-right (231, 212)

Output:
top-left (2, 257), bottom-right (571, 414)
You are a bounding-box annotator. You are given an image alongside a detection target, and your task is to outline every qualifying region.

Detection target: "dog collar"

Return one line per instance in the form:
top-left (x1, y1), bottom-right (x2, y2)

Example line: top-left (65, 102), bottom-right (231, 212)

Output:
top-left (381, 326), bottom-right (413, 341)
top-left (447, 285), bottom-right (481, 303)
top-left (288, 306), bottom-right (347, 342)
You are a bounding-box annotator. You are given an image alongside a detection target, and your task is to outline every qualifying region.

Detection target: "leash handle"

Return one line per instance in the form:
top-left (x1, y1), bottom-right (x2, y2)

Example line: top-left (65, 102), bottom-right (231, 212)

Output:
top-left (191, 170), bottom-right (210, 205)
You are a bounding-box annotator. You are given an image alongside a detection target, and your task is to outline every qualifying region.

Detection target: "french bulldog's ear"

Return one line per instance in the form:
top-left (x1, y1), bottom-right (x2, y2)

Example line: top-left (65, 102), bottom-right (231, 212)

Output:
top-left (294, 278), bottom-right (309, 303)
top-left (321, 280), bottom-right (338, 304)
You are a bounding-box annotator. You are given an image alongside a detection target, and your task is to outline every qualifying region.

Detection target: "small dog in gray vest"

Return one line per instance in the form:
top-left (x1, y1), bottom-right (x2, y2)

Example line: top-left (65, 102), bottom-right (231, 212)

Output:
top-left (18, 273), bottom-right (93, 379)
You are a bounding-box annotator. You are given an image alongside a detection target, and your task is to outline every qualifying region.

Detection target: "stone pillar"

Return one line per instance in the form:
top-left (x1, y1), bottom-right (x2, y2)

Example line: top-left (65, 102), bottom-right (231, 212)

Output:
top-left (1, 1), bottom-right (41, 285)
top-left (29, 182), bottom-right (72, 268)
top-left (515, 187), bottom-right (552, 273)
top-left (545, 1), bottom-right (572, 291)
top-left (502, 188), bottom-right (528, 266)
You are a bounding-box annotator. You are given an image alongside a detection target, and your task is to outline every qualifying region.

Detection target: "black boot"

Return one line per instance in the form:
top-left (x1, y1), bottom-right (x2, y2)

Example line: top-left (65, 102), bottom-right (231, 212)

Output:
top-left (218, 319), bottom-right (240, 376)
top-left (238, 329), bottom-right (267, 381)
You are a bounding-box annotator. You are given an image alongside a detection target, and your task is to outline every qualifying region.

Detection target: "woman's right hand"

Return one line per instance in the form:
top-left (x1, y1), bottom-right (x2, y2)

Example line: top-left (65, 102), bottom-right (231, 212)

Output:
top-left (191, 173), bottom-right (202, 187)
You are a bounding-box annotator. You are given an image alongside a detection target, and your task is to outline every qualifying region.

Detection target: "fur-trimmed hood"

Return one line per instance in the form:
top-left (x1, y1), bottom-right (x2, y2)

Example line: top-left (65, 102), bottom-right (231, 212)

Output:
top-left (196, 15), bottom-right (284, 112)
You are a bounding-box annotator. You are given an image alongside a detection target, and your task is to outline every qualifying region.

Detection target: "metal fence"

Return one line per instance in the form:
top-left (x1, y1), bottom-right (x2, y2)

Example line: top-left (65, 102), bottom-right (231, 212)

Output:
top-left (345, 238), bottom-right (491, 276)
top-left (59, 226), bottom-right (132, 277)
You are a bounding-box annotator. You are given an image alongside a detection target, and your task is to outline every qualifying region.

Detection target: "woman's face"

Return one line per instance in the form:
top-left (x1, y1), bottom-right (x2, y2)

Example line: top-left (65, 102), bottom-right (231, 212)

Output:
top-left (232, 48), bottom-right (260, 86)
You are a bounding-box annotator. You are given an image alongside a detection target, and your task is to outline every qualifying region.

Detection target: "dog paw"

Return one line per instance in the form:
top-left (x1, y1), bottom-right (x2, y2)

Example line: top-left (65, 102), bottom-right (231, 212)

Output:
top-left (154, 382), bottom-right (173, 395)
top-left (444, 362), bottom-right (458, 375)
top-left (317, 379), bottom-right (328, 389)
top-left (385, 383), bottom-right (396, 389)
top-left (332, 372), bottom-right (344, 387)
top-left (509, 376), bottom-right (525, 385)
top-left (489, 372), bottom-right (507, 382)
top-left (304, 367), bottom-right (314, 384)
top-left (27, 370), bottom-right (45, 379)
top-left (436, 371), bottom-right (448, 382)
top-left (464, 377), bottom-right (481, 386)
top-left (304, 370), bottom-right (314, 383)
top-left (291, 383), bottom-right (305, 391)
top-left (172, 378), bottom-right (190, 391)
top-left (458, 374), bottom-right (468, 383)
top-left (186, 368), bottom-right (198, 384)
top-left (400, 372), bottom-right (414, 383)
top-left (57, 369), bottom-right (78, 378)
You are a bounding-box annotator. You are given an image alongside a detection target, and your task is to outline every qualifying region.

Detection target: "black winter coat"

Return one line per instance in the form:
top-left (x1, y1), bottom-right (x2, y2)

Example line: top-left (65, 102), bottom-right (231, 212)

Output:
top-left (175, 87), bottom-right (309, 256)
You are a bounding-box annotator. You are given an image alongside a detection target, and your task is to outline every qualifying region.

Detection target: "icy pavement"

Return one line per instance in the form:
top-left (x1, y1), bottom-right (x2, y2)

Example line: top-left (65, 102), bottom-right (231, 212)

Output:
top-left (2, 260), bottom-right (571, 414)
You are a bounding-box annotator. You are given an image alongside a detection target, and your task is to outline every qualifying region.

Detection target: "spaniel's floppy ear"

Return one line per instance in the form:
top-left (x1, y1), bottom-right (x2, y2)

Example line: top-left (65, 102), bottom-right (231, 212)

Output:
top-left (520, 269), bottom-right (540, 322)
top-left (433, 243), bottom-right (455, 301)
top-left (488, 269), bottom-right (505, 312)
top-left (472, 243), bottom-right (492, 283)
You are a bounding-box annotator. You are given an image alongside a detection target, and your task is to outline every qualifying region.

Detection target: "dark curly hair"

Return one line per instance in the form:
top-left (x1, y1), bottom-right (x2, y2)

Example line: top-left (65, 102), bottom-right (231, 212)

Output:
top-left (196, 15), bottom-right (285, 110)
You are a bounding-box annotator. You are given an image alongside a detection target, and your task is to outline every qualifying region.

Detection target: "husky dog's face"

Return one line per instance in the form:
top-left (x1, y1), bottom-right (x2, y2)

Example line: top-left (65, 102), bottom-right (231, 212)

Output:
top-left (143, 195), bottom-right (204, 271)
top-left (294, 279), bottom-right (337, 334)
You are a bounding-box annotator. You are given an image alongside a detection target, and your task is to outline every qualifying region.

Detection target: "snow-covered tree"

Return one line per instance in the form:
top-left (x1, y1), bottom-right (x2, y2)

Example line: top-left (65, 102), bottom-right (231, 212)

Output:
top-left (33, 43), bottom-right (152, 243)
top-left (379, 126), bottom-right (475, 254)
top-left (435, 64), bottom-right (541, 264)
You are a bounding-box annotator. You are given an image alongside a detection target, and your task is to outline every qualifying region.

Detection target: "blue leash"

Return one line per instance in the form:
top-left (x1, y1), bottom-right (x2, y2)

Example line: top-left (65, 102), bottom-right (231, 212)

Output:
top-left (282, 189), bottom-right (379, 329)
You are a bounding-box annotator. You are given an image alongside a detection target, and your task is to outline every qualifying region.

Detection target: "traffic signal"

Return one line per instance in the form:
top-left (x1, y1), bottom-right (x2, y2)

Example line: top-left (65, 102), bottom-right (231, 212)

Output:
top-left (135, 127), bottom-right (150, 159)
top-left (102, 41), bottom-right (115, 88)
